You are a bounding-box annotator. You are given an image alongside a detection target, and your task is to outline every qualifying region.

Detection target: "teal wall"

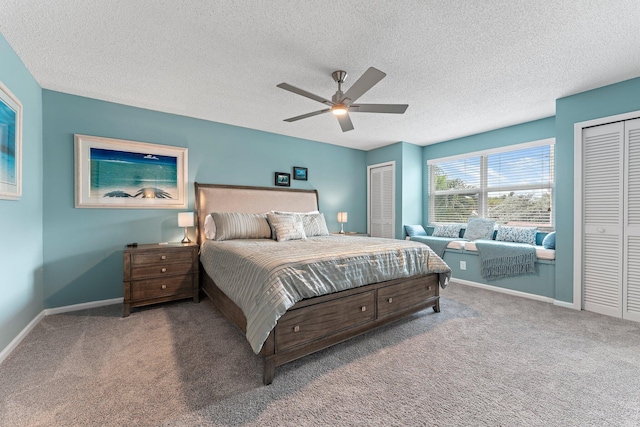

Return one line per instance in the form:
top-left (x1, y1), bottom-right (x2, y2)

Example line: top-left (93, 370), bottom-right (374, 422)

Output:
top-left (42, 90), bottom-right (367, 308)
top-left (422, 116), bottom-right (556, 226)
top-left (554, 77), bottom-right (640, 303)
top-left (0, 34), bottom-right (44, 352)
top-left (401, 142), bottom-right (423, 231)
top-left (364, 141), bottom-right (424, 239)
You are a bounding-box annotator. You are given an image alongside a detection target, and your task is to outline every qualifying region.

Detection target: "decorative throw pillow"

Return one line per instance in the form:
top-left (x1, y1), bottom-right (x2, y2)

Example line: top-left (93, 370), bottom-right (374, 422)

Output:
top-left (301, 213), bottom-right (330, 237)
top-left (212, 212), bottom-right (272, 241)
top-left (404, 224), bottom-right (428, 237)
top-left (432, 223), bottom-right (464, 238)
top-left (542, 231), bottom-right (556, 249)
top-left (496, 226), bottom-right (538, 245)
top-left (463, 218), bottom-right (496, 241)
top-left (271, 211), bottom-right (321, 238)
top-left (267, 213), bottom-right (307, 242)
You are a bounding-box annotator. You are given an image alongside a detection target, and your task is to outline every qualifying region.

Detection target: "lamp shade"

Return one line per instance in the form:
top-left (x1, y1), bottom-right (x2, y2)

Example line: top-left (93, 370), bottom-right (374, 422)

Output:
top-left (337, 212), bottom-right (348, 223)
top-left (178, 212), bottom-right (194, 227)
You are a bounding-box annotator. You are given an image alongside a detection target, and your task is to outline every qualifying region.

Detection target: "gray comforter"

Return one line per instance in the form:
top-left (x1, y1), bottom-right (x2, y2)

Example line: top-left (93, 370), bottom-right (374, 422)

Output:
top-left (200, 235), bottom-right (451, 353)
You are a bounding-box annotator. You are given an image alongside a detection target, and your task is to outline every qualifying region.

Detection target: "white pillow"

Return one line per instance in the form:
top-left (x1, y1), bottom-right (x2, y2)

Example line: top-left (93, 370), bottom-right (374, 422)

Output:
top-left (204, 214), bottom-right (216, 240)
top-left (267, 213), bottom-right (307, 242)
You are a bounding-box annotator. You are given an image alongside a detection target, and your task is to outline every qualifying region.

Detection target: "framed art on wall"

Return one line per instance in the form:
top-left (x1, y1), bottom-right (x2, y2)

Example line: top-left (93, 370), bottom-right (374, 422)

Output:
top-left (0, 81), bottom-right (23, 200)
top-left (274, 172), bottom-right (290, 187)
top-left (74, 134), bottom-right (188, 208)
top-left (293, 166), bottom-right (307, 181)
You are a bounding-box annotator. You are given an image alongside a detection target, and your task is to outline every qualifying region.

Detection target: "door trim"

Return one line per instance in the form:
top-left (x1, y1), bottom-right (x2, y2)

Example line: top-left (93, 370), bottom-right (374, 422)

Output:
top-left (573, 110), bottom-right (640, 311)
top-left (367, 161), bottom-right (396, 238)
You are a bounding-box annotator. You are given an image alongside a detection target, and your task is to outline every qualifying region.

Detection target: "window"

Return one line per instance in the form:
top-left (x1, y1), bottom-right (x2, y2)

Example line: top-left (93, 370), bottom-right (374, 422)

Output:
top-left (428, 139), bottom-right (555, 229)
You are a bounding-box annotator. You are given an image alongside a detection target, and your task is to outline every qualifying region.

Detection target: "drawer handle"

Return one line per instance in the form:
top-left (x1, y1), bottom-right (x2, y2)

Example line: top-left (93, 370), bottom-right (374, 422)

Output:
top-left (427, 286), bottom-right (432, 291)
top-left (293, 325), bottom-right (300, 333)
top-left (161, 255), bottom-right (167, 260)
top-left (388, 298), bottom-right (393, 303)
top-left (161, 268), bottom-right (167, 273)
top-left (361, 306), bottom-right (367, 312)
top-left (161, 284), bottom-right (167, 290)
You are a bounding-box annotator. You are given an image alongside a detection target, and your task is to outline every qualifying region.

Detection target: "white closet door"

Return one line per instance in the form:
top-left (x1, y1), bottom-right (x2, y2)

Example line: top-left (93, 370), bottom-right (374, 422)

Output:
top-left (624, 118), bottom-right (640, 321)
top-left (582, 122), bottom-right (624, 317)
top-left (369, 164), bottom-right (394, 238)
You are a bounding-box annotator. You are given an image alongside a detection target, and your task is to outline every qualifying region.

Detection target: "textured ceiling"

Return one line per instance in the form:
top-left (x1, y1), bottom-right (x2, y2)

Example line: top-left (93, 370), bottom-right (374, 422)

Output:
top-left (1, 1), bottom-right (640, 151)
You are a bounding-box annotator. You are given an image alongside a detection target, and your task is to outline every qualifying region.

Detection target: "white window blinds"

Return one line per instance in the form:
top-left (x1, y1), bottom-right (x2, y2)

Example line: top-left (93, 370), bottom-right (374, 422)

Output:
top-left (428, 140), bottom-right (555, 229)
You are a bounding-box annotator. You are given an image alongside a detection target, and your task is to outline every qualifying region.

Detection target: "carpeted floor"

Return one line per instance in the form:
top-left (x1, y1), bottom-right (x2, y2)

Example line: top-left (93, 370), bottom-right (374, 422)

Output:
top-left (1, 281), bottom-right (640, 426)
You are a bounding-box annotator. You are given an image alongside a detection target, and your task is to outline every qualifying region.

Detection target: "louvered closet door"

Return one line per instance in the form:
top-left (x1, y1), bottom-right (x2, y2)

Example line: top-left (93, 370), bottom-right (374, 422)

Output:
top-left (369, 164), bottom-right (394, 238)
top-left (582, 122), bottom-right (624, 317)
top-left (624, 118), bottom-right (640, 321)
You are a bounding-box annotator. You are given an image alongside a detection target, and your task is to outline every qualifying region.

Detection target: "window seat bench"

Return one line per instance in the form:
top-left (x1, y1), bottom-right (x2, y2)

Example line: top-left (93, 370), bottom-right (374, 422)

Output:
top-left (407, 227), bottom-right (555, 300)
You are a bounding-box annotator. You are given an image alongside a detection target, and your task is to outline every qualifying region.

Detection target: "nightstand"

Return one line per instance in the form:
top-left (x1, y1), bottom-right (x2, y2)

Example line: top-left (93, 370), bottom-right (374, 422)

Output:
top-left (122, 243), bottom-right (199, 317)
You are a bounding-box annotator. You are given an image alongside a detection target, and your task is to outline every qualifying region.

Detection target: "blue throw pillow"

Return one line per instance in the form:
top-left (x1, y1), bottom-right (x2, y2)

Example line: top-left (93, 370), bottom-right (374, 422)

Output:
top-left (542, 231), bottom-right (556, 249)
top-left (404, 224), bottom-right (427, 237)
top-left (463, 218), bottom-right (496, 240)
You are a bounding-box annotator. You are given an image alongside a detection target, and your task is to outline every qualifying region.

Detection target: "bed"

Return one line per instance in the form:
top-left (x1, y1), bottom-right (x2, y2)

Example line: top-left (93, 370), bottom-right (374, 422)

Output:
top-left (195, 183), bottom-right (451, 384)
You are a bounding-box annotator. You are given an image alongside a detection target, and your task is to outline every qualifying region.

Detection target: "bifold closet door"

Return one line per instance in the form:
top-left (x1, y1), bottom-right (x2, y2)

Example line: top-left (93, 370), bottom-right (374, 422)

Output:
top-left (369, 164), bottom-right (394, 238)
top-left (582, 122), bottom-right (624, 317)
top-left (624, 118), bottom-right (640, 321)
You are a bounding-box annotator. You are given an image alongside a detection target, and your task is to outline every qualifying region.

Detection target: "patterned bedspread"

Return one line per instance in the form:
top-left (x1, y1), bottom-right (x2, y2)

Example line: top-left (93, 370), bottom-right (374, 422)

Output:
top-left (200, 235), bottom-right (451, 353)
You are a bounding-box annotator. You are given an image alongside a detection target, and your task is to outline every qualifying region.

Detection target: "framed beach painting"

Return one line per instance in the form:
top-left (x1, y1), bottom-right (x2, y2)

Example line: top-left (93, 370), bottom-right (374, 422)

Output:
top-left (74, 135), bottom-right (188, 208)
top-left (0, 81), bottom-right (22, 200)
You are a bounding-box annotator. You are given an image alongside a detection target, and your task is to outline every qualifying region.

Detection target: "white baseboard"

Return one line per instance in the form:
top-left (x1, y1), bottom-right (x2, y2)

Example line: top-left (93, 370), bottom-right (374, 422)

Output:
top-left (553, 299), bottom-right (578, 310)
top-left (0, 297), bottom-right (123, 365)
top-left (44, 297), bottom-right (123, 316)
top-left (0, 310), bottom-right (45, 365)
top-left (452, 278), bottom-right (557, 304)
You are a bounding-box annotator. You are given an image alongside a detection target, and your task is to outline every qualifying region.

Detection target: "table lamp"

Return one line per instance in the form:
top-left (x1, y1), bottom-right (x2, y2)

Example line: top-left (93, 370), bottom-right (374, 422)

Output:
top-left (337, 212), bottom-right (348, 234)
top-left (178, 212), bottom-right (194, 243)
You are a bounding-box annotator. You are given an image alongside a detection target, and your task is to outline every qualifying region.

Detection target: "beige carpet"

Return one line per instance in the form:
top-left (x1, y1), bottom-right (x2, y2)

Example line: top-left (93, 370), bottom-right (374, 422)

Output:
top-left (1, 282), bottom-right (640, 426)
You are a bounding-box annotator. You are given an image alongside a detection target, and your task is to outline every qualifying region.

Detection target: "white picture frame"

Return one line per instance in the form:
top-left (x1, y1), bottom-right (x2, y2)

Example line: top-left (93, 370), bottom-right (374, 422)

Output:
top-left (74, 134), bottom-right (188, 209)
top-left (0, 81), bottom-right (22, 200)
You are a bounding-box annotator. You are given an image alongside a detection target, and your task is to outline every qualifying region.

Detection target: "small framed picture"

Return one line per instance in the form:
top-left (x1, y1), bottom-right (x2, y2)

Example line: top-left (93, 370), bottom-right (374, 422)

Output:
top-left (293, 166), bottom-right (308, 181)
top-left (274, 172), bottom-right (290, 187)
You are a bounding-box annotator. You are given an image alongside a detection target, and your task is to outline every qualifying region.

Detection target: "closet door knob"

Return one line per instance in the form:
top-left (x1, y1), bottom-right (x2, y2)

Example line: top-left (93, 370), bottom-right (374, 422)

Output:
top-left (388, 298), bottom-right (393, 303)
top-left (361, 306), bottom-right (367, 312)
top-left (293, 325), bottom-right (300, 333)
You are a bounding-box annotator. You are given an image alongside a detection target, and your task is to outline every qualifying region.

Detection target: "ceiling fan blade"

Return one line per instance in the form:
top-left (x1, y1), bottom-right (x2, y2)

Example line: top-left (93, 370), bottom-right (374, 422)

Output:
top-left (277, 83), bottom-right (333, 106)
top-left (341, 67), bottom-right (386, 105)
top-left (283, 108), bottom-right (330, 122)
top-left (336, 113), bottom-right (354, 132)
top-left (350, 104), bottom-right (408, 114)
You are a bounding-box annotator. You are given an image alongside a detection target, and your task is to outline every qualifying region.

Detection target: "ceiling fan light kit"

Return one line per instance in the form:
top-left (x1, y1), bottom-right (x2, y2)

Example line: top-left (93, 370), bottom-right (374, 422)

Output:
top-left (277, 67), bottom-right (408, 132)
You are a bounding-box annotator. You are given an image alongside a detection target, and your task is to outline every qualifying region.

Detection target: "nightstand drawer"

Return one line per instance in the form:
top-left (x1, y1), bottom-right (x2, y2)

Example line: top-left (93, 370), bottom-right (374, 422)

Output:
top-left (131, 261), bottom-right (193, 280)
top-left (131, 275), bottom-right (193, 300)
top-left (132, 250), bottom-right (193, 266)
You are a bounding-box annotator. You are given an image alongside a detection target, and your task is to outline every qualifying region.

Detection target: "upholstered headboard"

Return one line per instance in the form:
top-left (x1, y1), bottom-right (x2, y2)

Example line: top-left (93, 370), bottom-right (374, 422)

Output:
top-left (194, 183), bottom-right (319, 244)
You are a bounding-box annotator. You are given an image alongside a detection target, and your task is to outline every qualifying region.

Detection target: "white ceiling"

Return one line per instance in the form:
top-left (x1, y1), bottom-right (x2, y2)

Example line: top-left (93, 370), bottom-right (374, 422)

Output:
top-left (1, 1), bottom-right (640, 151)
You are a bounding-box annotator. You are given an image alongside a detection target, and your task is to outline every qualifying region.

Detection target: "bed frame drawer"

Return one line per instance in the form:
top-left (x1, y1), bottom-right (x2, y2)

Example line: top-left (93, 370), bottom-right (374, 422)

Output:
top-left (377, 275), bottom-right (438, 318)
top-left (276, 291), bottom-right (375, 352)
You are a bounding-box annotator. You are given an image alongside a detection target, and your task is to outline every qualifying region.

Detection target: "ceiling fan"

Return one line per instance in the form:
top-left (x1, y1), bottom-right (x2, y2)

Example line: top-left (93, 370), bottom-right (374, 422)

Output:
top-left (277, 67), bottom-right (408, 132)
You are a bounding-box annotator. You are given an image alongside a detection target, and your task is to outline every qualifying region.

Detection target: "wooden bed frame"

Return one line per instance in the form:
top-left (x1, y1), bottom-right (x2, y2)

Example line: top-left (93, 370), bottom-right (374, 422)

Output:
top-left (195, 183), bottom-right (440, 385)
